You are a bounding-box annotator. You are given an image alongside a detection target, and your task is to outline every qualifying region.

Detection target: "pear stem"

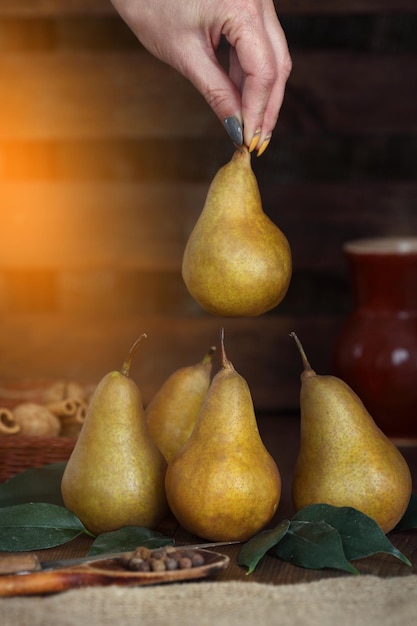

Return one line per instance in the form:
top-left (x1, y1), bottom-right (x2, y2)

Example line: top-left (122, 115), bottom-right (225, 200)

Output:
top-left (289, 332), bottom-right (315, 374)
top-left (121, 333), bottom-right (147, 377)
top-left (220, 327), bottom-right (234, 371)
top-left (202, 345), bottom-right (216, 364)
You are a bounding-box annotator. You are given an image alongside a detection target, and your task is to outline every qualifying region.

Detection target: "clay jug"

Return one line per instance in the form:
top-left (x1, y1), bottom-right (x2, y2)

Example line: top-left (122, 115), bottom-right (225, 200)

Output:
top-left (334, 237), bottom-right (417, 443)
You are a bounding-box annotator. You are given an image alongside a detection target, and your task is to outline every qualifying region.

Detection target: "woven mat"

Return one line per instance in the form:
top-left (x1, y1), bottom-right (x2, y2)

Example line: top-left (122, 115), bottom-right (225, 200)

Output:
top-left (1, 575), bottom-right (416, 626)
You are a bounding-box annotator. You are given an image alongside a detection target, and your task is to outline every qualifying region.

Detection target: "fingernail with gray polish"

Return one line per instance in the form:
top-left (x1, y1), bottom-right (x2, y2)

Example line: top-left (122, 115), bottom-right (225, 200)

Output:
top-left (224, 117), bottom-right (243, 146)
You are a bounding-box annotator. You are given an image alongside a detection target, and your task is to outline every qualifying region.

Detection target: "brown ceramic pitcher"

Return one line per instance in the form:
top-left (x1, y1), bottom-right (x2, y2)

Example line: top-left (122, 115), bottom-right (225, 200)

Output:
top-left (334, 237), bottom-right (417, 443)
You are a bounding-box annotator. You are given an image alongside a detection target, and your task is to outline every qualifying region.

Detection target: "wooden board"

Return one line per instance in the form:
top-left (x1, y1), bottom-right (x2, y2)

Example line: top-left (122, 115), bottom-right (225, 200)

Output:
top-left (0, 52), bottom-right (415, 140)
top-left (0, 182), bottom-right (415, 271)
top-left (0, 313), bottom-right (344, 411)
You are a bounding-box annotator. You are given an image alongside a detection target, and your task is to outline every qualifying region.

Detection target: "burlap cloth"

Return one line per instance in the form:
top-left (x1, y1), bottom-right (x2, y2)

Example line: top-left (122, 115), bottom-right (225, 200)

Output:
top-left (1, 575), bottom-right (416, 626)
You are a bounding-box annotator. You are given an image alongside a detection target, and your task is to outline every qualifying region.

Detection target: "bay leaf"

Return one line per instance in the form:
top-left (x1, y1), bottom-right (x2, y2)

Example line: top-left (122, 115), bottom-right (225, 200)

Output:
top-left (237, 520), bottom-right (290, 574)
top-left (0, 502), bottom-right (87, 551)
top-left (293, 504), bottom-right (411, 566)
top-left (273, 520), bottom-right (359, 574)
top-left (0, 463), bottom-right (66, 507)
top-left (88, 526), bottom-right (174, 556)
top-left (394, 494), bottom-right (417, 531)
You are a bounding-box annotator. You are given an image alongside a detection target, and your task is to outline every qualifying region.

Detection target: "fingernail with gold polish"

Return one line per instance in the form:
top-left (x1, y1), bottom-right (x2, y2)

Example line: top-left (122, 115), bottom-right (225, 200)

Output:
top-left (224, 116), bottom-right (243, 146)
top-left (249, 129), bottom-right (261, 153)
top-left (257, 134), bottom-right (272, 157)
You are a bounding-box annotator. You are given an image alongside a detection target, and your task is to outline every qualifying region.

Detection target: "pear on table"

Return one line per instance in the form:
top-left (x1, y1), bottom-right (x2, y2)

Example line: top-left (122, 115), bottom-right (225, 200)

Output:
top-left (165, 330), bottom-right (281, 542)
top-left (61, 334), bottom-right (168, 536)
top-left (290, 332), bottom-right (412, 534)
top-left (182, 146), bottom-right (292, 317)
top-left (146, 346), bottom-right (216, 463)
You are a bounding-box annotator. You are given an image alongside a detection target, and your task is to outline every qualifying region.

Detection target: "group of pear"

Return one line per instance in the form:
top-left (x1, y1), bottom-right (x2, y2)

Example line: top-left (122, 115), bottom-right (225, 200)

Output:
top-left (62, 147), bottom-right (412, 541)
top-left (61, 328), bottom-right (412, 541)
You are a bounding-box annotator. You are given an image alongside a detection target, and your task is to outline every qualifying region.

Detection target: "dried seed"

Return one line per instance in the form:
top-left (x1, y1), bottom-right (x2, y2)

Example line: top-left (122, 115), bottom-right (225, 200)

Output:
top-left (150, 558), bottom-right (166, 572)
top-left (190, 552), bottom-right (205, 567)
top-left (119, 554), bottom-right (133, 568)
top-left (129, 557), bottom-right (150, 572)
top-left (151, 549), bottom-right (165, 560)
top-left (165, 557), bottom-right (178, 571)
top-left (133, 547), bottom-right (152, 560)
top-left (181, 550), bottom-right (196, 560)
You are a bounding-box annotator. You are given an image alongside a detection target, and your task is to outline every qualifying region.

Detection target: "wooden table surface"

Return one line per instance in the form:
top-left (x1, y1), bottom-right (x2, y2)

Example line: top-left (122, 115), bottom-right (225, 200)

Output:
top-left (27, 415), bottom-right (417, 585)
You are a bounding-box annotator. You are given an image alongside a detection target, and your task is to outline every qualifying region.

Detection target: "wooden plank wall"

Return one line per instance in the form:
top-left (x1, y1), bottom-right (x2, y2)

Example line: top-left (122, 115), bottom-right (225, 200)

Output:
top-left (0, 0), bottom-right (416, 412)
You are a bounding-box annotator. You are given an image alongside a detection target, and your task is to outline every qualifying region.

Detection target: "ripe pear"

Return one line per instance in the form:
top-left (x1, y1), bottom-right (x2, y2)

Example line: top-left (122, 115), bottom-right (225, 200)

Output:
top-left (165, 330), bottom-right (281, 541)
top-left (146, 346), bottom-right (216, 462)
top-left (182, 146), bottom-right (292, 317)
top-left (61, 335), bottom-right (168, 536)
top-left (290, 332), bottom-right (412, 534)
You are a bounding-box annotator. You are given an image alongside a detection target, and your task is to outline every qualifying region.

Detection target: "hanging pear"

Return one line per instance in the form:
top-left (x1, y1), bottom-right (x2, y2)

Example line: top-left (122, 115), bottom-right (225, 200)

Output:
top-left (146, 346), bottom-right (216, 462)
top-left (61, 335), bottom-right (168, 536)
top-left (182, 146), bottom-right (292, 317)
top-left (290, 332), bottom-right (412, 534)
top-left (165, 330), bottom-right (281, 541)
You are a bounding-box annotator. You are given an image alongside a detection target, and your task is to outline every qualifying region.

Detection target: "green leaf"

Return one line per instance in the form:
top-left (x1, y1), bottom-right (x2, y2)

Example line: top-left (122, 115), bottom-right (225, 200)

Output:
top-left (394, 494), bottom-right (417, 531)
top-left (293, 504), bottom-right (411, 566)
top-left (0, 463), bottom-right (66, 507)
top-left (88, 526), bottom-right (174, 556)
top-left (273, 520), bottom-right (359, 575)
top-left (237, 520), bottom-right (290, 574)
top-left (0, 503), bottom-right (87, 551)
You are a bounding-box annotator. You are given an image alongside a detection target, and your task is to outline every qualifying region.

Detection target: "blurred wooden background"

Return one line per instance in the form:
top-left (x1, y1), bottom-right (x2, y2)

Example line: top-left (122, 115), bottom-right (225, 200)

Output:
top-left (0, 0), bottom-right (416, 412)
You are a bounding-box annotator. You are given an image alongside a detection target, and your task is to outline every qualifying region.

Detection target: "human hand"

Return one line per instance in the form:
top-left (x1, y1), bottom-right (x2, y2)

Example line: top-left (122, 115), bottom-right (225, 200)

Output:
top-left (110, 0), bottom-right (292, 155)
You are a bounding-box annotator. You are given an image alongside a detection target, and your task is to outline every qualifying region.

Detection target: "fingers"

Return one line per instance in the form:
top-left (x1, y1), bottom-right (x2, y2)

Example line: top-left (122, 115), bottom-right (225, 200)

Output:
top-left (237, 7), bottom-right (292, 154)
top-left (256, 13), bottom-right (292, 153)
top-left (235, 38), bottom-right (277, 149)
top-left (185, 26), bottom-right (290, 155)
top-left (177, 4), bottom-right (291, 154)
top-left (110, 0), bottom-right (291, 155)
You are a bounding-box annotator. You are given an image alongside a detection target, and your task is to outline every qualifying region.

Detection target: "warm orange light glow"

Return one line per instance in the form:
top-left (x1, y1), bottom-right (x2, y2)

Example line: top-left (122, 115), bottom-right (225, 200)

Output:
top-left (0, 189), bottom-right (83, 270)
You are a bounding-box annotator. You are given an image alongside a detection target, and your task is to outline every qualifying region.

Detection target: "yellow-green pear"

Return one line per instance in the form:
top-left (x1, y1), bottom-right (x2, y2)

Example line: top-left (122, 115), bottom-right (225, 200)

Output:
top-left (165, 330), bottom-right (281, 541)
top-left (61, 335), bottom-right (168, 536)
top-left (182, 146), bottom-right (292, 317)
top-left (290, 332), bottom-right (412, 534)
top-left (146, 346), bottom-right (216, 462)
